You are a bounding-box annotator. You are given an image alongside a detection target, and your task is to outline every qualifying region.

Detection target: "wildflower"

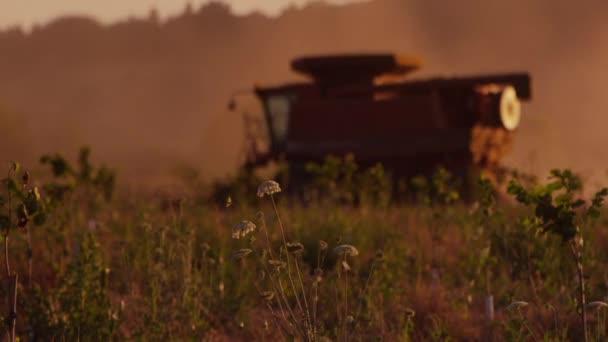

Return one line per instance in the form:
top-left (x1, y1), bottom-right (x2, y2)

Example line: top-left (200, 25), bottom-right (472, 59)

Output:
top-left (287, 242), bottom-right (305, 255)
top-left (507, 301), bottom-right (529, 310)
top-left (586, 301), bottom-right (608, 310)
top-left (261, 291), bottom-right (275, 302)
top-left (232, 220), bottom-right (256, 239)
top-left (333, 244), bottom-right (359, 257)
top-left (257, 180), bottom-right (282, 198)
top-left (268, 259), bottom-right (287, 270)
top-left (319, 240), bottom-right (328, 251)
top-left (232, 248), bottom-right (253, 260)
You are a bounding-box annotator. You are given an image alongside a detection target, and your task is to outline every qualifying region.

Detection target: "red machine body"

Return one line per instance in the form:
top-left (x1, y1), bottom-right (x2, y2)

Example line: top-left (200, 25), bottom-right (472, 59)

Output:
top-left (246, 53), bottom-right (531, 182)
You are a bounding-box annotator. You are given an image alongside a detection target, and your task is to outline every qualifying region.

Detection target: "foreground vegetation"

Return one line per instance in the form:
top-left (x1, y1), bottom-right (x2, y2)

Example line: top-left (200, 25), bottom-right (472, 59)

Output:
top-left (1, 150), bottom-right (608, 341)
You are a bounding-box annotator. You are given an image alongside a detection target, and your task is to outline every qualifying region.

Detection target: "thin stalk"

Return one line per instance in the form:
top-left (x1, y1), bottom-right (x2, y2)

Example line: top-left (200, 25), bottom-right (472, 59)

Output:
top-left (311, 282), bottom-right (318, 338)
top-left (570, 241), bottom-right (588, 342)
top-left (253, 245), bottom-right (294, 335)
top-left (5, 167), bottom-right (11, 277)
top-left (277, 277), bottom-right (306, 338)
top-left (4, 168), bottom-right (16, 342)
top-left (354, 260), bottom-right (376, 320)
top-left (334, 265), bottom-right (342, 340)
top-left (270, 195), bottom-right (308, 332)
top-left (350, 260), bottom-right (377, 339)
top-left (27, 228), bottom-right (32, 287)
top-left (266, 302), bottom-right (287, 341)
top-left (312, 247), bottom-right (326, 338)
top-left (258, 213), bottom-right (275, 259)
top-left (3, 236), bottom-right (9, 277)
top-left (294, 257), bottom-right (312, 338)
top-left (517, 308), bottom-right (537, 342)
top-left (252, 236), bottom-right (303, 338)
top-left (343, 254), bottom-right (349, 342)
top-left (7, 274), bottom-right (17, 342)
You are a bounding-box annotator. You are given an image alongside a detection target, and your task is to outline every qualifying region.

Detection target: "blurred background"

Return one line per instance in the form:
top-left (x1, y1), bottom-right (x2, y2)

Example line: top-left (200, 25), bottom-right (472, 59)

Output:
top-left (1, 0), bottom-right (607, 185)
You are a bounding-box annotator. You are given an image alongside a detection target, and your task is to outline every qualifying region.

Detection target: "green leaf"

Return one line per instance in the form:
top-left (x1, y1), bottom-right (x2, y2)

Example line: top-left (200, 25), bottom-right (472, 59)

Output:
top-left (6, 178), bottom-right (21, 196)
top-left (571, 199), bottom-right (586, 209)
top-left (587, 207), bottom-right (601, 220)
top-left (554, 193), bottom-right (570, 206)
top-left (544, 181), bottom-right (563, 194)
top-left (591, 187), bottom-right (608, 207)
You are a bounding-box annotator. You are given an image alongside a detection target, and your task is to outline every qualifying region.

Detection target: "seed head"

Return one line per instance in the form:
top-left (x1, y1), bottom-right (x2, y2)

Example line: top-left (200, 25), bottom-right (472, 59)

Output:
top-left (268, 259), bottom-right (287, 270)
top-left (586, 301), bottom-right (608, 310)
top-left (257, 180), bottom-right (282, 198)
top-left (333, 244), bottom-right (359, 257)
top-left (232, 248), bottom-right (253, 260)
top-left (261, 291), bottom-right (275, 302)
top-left (507, 301), bottom-right (529, 310)
top-left (287, 242), bottom-right (305, 255)
top-left (232, 220), bottom-right (256, 239)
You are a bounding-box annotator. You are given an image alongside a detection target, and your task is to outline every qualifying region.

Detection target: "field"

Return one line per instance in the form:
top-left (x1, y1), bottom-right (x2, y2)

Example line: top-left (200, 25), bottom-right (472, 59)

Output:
top-left (1, 149), bottom-right (608, 341)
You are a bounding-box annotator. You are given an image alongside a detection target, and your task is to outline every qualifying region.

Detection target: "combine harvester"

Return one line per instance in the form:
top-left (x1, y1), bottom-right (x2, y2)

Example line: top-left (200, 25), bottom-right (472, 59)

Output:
top-left (231, 53), bottom-right (532, 191)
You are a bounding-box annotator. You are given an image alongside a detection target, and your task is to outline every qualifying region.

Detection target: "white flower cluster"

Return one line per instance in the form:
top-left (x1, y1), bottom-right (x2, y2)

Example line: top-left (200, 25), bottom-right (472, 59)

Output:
top-left (257, 180), bottom-right (282, 198)
top-left (232, 220), bottom-right (256, 239)
top-left (333, 245), bottom-right (359, 257)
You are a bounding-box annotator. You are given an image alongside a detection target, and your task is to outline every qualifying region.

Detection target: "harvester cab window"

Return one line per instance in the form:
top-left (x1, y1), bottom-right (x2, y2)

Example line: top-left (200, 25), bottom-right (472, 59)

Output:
top-left (265, 94), bottom-right (294, 149)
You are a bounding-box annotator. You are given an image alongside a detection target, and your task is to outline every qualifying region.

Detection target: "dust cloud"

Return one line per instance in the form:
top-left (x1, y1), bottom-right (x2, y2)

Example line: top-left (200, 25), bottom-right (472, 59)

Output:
top-left (1, 0), bottom-right (607, 185)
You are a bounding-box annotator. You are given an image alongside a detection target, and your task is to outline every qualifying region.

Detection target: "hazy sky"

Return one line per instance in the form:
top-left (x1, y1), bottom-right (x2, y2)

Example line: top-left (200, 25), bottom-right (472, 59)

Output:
top-left (1, 0), bottom-right (359, 29)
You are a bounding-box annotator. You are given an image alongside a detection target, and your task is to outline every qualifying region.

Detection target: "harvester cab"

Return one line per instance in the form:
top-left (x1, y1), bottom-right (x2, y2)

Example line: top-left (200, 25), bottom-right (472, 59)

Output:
top-left (235, 53), bottom-right (531, 187)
